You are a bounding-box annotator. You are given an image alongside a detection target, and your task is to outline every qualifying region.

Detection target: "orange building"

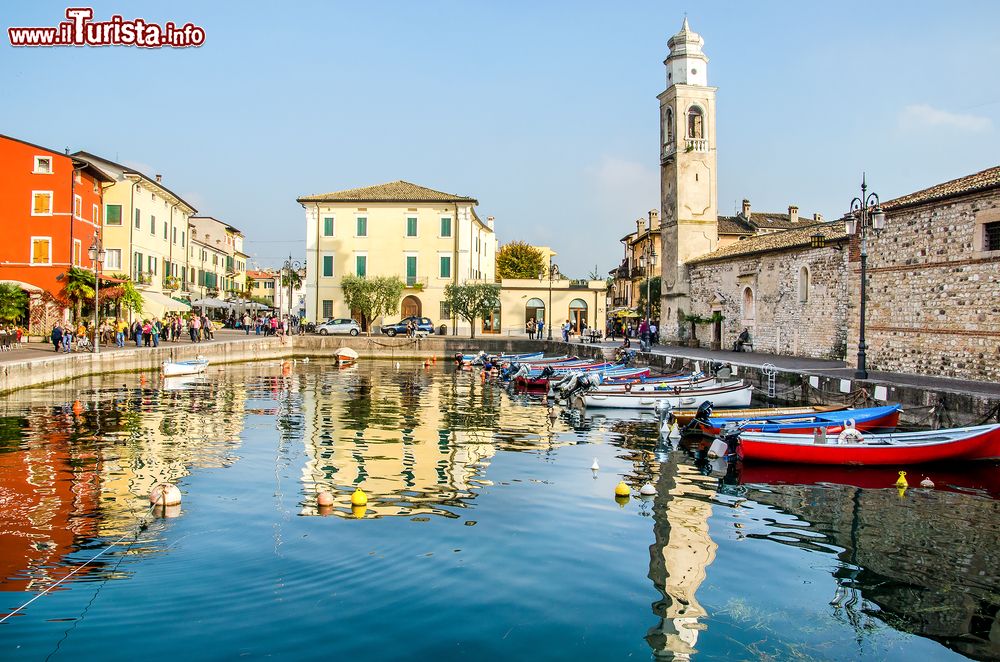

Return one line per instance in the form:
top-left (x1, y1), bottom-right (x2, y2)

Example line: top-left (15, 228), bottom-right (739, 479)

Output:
top-left (0, 134), bottom-right (114, 331)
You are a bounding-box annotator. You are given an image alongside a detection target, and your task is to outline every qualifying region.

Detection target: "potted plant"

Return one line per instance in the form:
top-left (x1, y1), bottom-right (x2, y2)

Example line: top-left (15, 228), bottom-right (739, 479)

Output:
top-left (680, 311), bottom-right (706, 348)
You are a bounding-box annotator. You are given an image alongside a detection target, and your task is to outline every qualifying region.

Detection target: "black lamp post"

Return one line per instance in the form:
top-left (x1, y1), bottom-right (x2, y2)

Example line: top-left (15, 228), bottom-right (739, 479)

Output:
top-left (846, 174), bottom-right (886, 380)
top-left (640, 241), bottom-right (657, 329)
top-left (538, 262), bottom-right (559, 340)
top-left (87, 232), bottom-right (106, 354)
top-left (282, 254), bottom-right (302, 323)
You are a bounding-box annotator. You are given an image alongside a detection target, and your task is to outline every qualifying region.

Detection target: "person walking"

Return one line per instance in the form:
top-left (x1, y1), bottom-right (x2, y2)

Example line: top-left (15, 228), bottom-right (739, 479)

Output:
top-left (151, 318), bottom-right (160, 348)
top-left (561, 319), bottom-right (570, 343)
top-left (639, 318), bottom-right (650, 351)
top-left (649, 321), bottom-right (658, 345)
top-left (526, 318), bottom-right (535, 340)
top-left (243, 313), bottom-right (251, 335)
top-left (51, 323), bottom-right (63, 352)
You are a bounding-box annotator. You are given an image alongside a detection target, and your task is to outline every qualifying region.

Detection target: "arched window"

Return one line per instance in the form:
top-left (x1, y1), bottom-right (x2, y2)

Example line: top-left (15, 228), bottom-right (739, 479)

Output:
top-left (798, 266), bottom-right (810, 303)
top-left (568, 299), bottom-right (588, 333)
top-left (526, 298), bottom-right (545, 324)
top-left (741, 287), bottom-right (755, 323)
top-left (687, 106), bottom-right (704, 139)
top-left (663, 107), bottom-right (674, 147)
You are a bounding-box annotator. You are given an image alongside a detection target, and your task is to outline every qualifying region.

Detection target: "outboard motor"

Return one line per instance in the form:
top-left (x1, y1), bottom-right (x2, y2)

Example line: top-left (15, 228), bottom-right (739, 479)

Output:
top-left (454, 352), bottom-right (465, 365)
top-left (682, 400), bottom-right (715, 435)
top-left (716, 421), bottom-right (743, 457)
top-left (540, 366), bottom-right (554, 380)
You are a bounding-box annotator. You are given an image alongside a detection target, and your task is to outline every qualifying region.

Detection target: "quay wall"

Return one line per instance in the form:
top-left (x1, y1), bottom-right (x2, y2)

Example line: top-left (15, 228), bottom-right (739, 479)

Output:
top-left (0, 336), bottom-right (996, 428)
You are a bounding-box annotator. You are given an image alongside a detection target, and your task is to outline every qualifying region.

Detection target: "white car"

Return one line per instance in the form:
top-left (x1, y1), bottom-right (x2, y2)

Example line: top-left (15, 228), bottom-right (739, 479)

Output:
top-left (315, 318), bottom-right (361, 336)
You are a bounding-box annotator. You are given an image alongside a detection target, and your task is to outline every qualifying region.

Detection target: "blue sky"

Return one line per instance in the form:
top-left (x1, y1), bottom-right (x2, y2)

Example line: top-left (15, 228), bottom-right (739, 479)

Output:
top-left (3, 1), bottom-right (999, 276)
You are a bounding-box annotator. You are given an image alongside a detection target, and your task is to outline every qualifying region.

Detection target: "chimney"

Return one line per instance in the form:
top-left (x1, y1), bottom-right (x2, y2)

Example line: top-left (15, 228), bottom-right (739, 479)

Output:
top-left (741, 199), bottom-right (751, 219)
top-left (813, 212), bottom-right (824, 222)
top-left (788, 205), bottom-right (799, 224)
top-left (648, 209), bottom-right (660, 231)
top-left (636, 218), bottom-right (646, 236)
top-left (486, 215), bottom-right (495, 230)
top-left (155, 174), bottom-right (162, 183)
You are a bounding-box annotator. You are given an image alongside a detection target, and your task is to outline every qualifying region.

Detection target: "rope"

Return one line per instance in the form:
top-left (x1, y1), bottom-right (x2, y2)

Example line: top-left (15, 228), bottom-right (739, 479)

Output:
top-left (0, 499), bottom-right (159, 625)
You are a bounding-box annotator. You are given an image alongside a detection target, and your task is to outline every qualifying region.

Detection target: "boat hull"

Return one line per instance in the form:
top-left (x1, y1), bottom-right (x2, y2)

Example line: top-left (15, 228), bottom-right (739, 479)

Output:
top-left (690, 404), bottom-right (901, 435)
top-left (162, 359), bottom-right (209, 377)
top-left (671, 404), bottom-right (847, 426)
top-left (582, 383), bottom-right (752, 409)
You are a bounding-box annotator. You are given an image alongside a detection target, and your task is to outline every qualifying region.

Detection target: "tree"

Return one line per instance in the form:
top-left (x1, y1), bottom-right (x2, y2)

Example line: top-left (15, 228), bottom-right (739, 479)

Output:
top-left (0, 283), bottom-right (27, 324)
top-left (496, 242), bottom-right (545, 280)
top-left (637, 276), bottom-right (662, 321)
top-left (444, 282), bottom-right (501, 339)
top-left (340, 275), bottom-right (404, 335)
top-left (62, 267), bottom-right (95, 322)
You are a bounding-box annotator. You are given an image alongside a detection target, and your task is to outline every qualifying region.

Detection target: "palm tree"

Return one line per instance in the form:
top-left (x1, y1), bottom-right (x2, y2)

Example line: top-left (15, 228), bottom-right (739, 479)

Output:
top-left (62, 267), bottom-right (95, 322)
top-left (0, 283), bottom-right (27, 324)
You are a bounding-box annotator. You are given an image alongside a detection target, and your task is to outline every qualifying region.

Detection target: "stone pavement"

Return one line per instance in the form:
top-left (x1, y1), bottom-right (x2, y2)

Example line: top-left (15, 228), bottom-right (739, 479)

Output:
top-left (587, 339), bottom-right (1000, 398)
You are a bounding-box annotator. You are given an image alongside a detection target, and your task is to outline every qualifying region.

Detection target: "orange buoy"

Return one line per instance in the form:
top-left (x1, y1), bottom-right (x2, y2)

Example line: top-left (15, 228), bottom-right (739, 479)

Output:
top-left (317, 491), bottom-right (334, 507)
top-left (72, 400), bottom-right (84, 415)
top-left (431, 356), bottom-right (437, 364)
top-left (139, 374), bottom-right (147, 386)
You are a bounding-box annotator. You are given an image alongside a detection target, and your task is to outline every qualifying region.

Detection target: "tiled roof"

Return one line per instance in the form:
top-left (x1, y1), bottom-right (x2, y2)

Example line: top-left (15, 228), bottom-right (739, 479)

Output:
top-left (883, 165), bottom-right (1000, 210)
top-left (687, 221), bottom-right (847, 265)
top-left (717, 215), bottom-right (754, 235)
top-left (247, 270), bottom-right (276, 279)
top-left (297, 180), bottom-right (478, 204)
top-left (748, 212), bottom-right (817, 231)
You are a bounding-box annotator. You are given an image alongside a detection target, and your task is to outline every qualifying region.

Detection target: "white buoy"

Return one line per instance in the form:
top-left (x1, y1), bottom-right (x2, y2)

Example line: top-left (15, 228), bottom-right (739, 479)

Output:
top-left (395, 362), bottom-right (400, 369)
top-left (640, 483), bottom-right (656, 496)
top-left (317, 491), bottom-right (334, 506)
top-left (920, 477), bottom-right (935, 488)
top-left (591, 458), bottom-right (600, 471)
top-left (302, 357), bottom-right (310, 363)
top-left (149, 483), bottom-right (181, 507)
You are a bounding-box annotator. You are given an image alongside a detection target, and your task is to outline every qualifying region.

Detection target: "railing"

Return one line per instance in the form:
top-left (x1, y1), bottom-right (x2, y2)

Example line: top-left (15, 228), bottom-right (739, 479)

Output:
top-left (405, 276), bottom-right (428, 288)
top-left (685, 138), bottom-right (709, 153)
top-left (662, 141), bottom-right (676, 159)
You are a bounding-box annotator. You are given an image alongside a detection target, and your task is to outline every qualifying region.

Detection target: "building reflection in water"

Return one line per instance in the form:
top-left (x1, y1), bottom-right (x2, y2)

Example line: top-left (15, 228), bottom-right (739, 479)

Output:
top-left (0, 374), bottom-right (247, 594)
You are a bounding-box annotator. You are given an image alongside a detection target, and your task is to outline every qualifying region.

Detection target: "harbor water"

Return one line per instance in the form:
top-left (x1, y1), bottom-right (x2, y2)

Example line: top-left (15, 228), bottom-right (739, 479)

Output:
top-left (0, 360), bottom-right (997, 660)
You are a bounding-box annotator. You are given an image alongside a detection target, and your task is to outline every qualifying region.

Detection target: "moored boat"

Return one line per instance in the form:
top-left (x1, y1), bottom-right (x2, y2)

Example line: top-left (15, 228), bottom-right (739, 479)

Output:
top-left (335, 347), bottom-right (359, 365)
top-left (582, 381), bottom-right (752, 409)
top-left (688, 404), bottom-right (902, 435)
top-left (736, 424), bottom-right (1000, 465)
top-left (161, 356), bottom-right (210, 377)
top-left (671, 404), bottom-right (847, 427)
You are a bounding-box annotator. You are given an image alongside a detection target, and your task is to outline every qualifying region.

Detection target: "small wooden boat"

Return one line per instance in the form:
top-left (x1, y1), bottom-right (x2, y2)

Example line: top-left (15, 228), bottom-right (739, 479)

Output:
top-left (688, 404), bottom-right (901, 435)
top-left (736, 424), bottom-right (1000, 465)
top-left (516, 366), bottom-right (650, 389)
top-left (671, 404), bottom-right (847, 426)
top-left (583, 381), bottom-right (752, 409)
top-left (587, 374), bottom-right (718, 393)
top-left (335, 347), bottom-right (359, 365)
top-left (162, 357), bottom-right (209, 377)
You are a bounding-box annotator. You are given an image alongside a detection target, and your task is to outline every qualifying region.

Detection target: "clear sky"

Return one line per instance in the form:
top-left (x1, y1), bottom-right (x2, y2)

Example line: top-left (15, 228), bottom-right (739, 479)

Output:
top-left (3, 1), bottom-right (999, 276)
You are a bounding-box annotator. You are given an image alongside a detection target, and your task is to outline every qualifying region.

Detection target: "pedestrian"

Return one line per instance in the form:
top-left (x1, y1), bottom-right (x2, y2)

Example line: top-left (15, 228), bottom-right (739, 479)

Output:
top-left (526, 318), bottom-right (535, 340)
top-left (639, 318), bottom-right (650, 350)
top-left (561, 319), bottom-right (571, 342)
top-left (51, 323), bottom-right (63, 352)
top-left (189, 316), bottom-right (198, 342)
top-left (537, 318), bottom-right (544, 339)
top-left (132, 320), bottom-right (142, 347)
top-left (151, 318), bottom-right (160, 347)
top-left (243, 313), bottom-right (251, 335)
top-left (650, 321), bottom-right (658, 345)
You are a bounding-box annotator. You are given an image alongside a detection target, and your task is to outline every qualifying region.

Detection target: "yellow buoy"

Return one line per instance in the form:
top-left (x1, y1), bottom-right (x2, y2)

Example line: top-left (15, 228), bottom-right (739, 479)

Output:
top-left (352, 504), bottom-right (367, 519)
top-left (895, 471), bottom-right (908, 488)
top-left (614, 494), bottom-right (630, 508)
top-left (614, 481), bottom-right (630, 497)
top-left (351, 487), bottom-right (368, 506)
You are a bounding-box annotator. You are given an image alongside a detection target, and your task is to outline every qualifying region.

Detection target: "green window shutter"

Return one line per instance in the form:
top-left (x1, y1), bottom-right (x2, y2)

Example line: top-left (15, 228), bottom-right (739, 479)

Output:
top-left (406, 256), bottom-right (417, 284)
top-left (134, 209), bottom-right (141, 229)
top-left (356, 217), bottom-right (367, 237)
top-left (323, 255), bottom-right (334, 277)
top-left (406, 217), bottom-right (417, 237)
top-left (439, 256), bottom-right (451, 278)
top-left (323, 217), bottom-right (334, 236)
top-left (356, 255), bottom-right (366, 277)
top-left (105, 204), bottom-right (122, 225)
top-left (440, 217), bottom-right (451, 237)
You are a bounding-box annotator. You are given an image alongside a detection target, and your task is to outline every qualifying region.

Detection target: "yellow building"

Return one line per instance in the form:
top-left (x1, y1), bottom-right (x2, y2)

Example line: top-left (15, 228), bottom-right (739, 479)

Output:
top-left (247, 269), bottom-right (278, 306)
top-left (74, 152), bottom-right (196, 319)
top-left (297, 181), bottom-right (496, 332)
top-left (609, 210), bottom-right (661, 315)
top-left (189, 216), bottom-right (247, 300)
top-left (498, 275), bottom-right (607, 338)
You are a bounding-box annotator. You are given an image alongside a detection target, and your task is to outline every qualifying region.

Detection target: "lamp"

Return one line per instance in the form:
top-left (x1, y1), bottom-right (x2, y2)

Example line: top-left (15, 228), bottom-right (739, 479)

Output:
top-left (810, 232), bottom-right (826, 249)
top-left (846, 173), bottom-right (887, 379)
top-left (88, 232), bottom-right (106, 354)
top-left (845, 217), bottom-right (857, 236)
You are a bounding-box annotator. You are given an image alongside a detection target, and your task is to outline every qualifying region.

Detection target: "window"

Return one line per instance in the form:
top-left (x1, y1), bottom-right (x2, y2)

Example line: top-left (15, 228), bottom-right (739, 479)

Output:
top-left (134, 252), bottom-right (143, 281)
top-left (987, 222), bottom-right (1000, 251)
top-left (798, 266), bottom-right (810, 303)
top-left (406, 217), bottom-right (417, 237)
top-left (31, 191), bottom-right (53, 215)
top-left (151, 215), bottom-right (156, 235)
top-left (663, 107), bottom-right (674, 147)
top-left (93, 204), bottom-right (99, 224)
top-left (405, 255), bottom-right (417, 284)
top-left (163, 221), bottom-right (168, 239)
top-left (172, 227), bottom-right (177, 243)
top-left (440, 302), bottom-right (451, 319)
top-left (181, 231), bottom-right (186, 247)
top-left (181, 266), bottom-right (186, 284)
top-left (105, 204), bottom-right (122, 225)
top-left (322, 255), bottom-right (334, 278)
top-left (73, 239), bottom-right (81, 266)
top-left (323, 217), bottom-right (334, 237)
top-left (439, 255), bottom-right (451, 278)
top-left (135, 209), bottom-right (141, 229)
top-left (33, 156), bottom-right (52, 174)
top-left (356, 216), bottom-right (367, 237)
top-left (105, 248), bottom-right (122, 270)
top-left (148, 256), bottom-right (158, 275)
top-left (322, 300), bottom-right (334, 319)
top-left (688, 106), bottom-right (704, 139)
top-left (440, 217), bottom-right (452, 237)
top-left (74, 195), bottom-right (82, 219)
top-left (356, 255), bottom-right (367, 277)
top-left (30, 237), bottom-right (51, 265)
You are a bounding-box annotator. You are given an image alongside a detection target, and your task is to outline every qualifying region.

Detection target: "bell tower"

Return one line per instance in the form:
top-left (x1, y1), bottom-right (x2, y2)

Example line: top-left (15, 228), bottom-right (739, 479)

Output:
top-left (658, 18), bottom-right (718, 341)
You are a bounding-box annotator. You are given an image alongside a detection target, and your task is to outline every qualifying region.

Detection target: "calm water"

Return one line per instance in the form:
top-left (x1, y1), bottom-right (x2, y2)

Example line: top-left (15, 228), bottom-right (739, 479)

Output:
top-left (0, 360), bottom-right (998, 661)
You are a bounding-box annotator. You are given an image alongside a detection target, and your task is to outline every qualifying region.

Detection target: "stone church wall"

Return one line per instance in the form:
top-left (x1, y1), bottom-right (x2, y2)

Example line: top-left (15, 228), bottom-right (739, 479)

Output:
top-left (855, 189), bottom-right (1000, 382)
top-left (688, 245), bottom-right (849, 358)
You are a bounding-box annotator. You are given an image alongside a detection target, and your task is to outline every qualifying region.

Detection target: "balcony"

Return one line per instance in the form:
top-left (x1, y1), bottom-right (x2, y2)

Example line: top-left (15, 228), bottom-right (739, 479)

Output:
top-left (404, 276), bottom-right (428, 289)
top-left (685, 138), bottom-right (709, 153)
top-left (662, 141), bottom-right (676, 160)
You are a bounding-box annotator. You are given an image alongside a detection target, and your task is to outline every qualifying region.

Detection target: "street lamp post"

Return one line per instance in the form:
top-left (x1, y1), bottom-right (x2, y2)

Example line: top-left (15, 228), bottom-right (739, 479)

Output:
top-left (87, 232), bottom-right (106, 354)
top-left (846, 174), bottom-right (886, 380)
top-left (282, 254), bottom-right (302, 325)
top-left (538, 262), bottom-right (559, 341)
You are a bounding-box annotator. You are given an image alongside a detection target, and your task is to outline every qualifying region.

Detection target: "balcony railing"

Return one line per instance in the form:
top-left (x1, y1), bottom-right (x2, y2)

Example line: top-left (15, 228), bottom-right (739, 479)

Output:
top-left (405, 276), bottom-right (428, 288)
top-left (685, 138), bottom-right (709, 153)
top-left (662, 141), bottom-right (676, 159)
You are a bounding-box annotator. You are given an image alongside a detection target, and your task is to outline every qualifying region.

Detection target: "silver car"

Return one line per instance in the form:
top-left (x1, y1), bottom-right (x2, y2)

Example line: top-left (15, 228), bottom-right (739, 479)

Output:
top-left (315, 318), bottom-right (361, 336)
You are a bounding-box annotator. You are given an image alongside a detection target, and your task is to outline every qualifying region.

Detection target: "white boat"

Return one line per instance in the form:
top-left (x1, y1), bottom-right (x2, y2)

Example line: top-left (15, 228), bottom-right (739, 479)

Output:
top-left (582, 381), bottom-right (752, 409)
top-left (162, 356), bottom-right (210, 377)
top-left (587, 375), bottom-right (718, 393)
top-left (335, 347), bottom-right (359, 365)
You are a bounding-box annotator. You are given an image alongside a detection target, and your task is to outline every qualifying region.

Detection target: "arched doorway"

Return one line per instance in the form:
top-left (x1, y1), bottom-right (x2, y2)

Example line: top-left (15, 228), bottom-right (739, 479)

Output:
top-left (526, 298), bottom-right (545, 326)
top-left (481, 306), bottom-right (501, 334)
top-left (569, 298), bottom-right (588, 333)
top-left (401, 295), bottom-right (421, 318)
top-left (741, 287), bottom-right (756, 342)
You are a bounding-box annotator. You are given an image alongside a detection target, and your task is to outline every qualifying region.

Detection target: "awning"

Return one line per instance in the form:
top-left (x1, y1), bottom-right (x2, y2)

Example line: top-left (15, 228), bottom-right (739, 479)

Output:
top-left (141, 290), bottom-right (192, 318)
top-left (191, 297), bottom-right (232, 310)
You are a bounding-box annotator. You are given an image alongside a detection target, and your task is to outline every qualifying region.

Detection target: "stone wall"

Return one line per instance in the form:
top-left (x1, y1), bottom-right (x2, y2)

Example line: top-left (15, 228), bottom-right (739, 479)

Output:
top-left (687, 244), bottom-right (849, 359)
top-left (854, 188), bottom-right (1000, 382)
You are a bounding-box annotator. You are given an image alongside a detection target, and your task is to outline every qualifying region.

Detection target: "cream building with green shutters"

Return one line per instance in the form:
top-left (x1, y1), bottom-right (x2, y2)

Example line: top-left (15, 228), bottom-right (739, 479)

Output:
top-left (298, 181), bottom-right (496, 332)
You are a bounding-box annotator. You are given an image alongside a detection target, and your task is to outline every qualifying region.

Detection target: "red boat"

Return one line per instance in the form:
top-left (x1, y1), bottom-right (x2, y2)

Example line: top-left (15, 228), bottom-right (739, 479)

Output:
top-left (737, 424), bottom-right (1000, 465)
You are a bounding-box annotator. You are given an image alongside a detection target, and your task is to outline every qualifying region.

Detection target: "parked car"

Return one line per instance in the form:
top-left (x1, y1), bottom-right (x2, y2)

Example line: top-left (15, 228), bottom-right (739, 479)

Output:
top-left (380, 316), bottom-right (433, 337)
top-left (315, 318), bottom-right (361, 336)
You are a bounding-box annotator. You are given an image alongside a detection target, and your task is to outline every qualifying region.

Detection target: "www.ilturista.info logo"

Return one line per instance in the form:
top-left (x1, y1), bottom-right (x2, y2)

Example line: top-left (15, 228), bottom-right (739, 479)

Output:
top-left (8, 7), bottom-right (205, 48)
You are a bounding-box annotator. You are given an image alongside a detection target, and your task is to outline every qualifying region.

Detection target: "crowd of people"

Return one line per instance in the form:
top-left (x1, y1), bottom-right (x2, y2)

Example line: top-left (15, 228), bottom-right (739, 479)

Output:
top-left (233, 313), bottom-right (301, 337)
top-left (49, 312), bottom-right (223, 352)
top-left (606, 318), bottom-right (658, 346)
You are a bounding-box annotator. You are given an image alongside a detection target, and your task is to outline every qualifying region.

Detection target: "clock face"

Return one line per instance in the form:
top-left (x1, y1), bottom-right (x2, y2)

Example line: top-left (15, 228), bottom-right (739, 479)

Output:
top-left (691, 68), bottom-right (697, 75)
